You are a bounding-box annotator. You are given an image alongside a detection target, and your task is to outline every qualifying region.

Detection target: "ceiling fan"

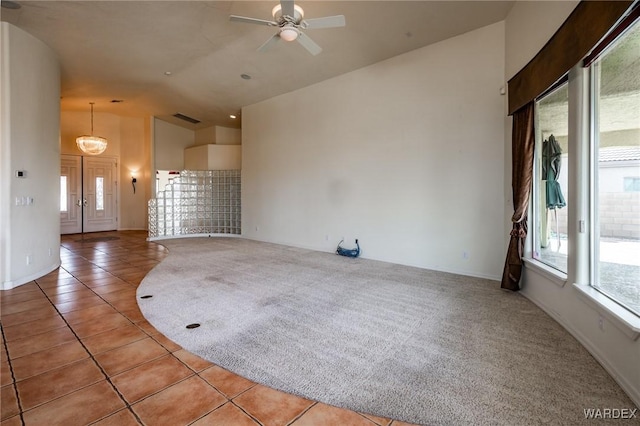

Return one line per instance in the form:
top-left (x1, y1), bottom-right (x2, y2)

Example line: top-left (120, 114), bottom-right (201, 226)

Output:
top-left (230, 0), bottom-right (345, 56)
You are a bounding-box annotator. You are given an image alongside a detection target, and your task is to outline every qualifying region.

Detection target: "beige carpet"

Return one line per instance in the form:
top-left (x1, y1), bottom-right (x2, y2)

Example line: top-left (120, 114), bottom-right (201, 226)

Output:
top-left (137, 237), bottom-right (637, 425)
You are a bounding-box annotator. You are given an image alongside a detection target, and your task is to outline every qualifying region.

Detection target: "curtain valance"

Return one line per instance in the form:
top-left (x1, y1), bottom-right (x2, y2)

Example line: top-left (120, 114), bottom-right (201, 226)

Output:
top-left (507, 0), bottom-right (633, 115)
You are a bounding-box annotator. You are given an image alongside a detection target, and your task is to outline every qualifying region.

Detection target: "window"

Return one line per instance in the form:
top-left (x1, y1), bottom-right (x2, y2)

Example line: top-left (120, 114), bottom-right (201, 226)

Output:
top-left (60, 176), bottom-right (67, 212)
top-left (533, 81), bottom-right (569, 273)
top-left (623, 177), bottom-right (640, 192)
top-left (96, 177), bottom-right (104, 211)
top-left (590, 19), bottom-right (640, 315)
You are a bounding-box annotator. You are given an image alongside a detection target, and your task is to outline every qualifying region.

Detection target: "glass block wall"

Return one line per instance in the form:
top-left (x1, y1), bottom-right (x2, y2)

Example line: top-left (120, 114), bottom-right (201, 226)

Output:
top-left (148, 170), bottom-right (241, 239)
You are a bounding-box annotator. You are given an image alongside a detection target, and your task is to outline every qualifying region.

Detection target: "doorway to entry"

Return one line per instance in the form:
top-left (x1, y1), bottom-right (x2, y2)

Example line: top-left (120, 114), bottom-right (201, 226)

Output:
top-left (60, 154), bottom-right (118, 234)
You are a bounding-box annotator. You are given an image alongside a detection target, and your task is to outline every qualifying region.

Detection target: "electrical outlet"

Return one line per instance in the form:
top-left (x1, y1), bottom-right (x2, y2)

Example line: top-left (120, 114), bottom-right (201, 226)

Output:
top-left (598, 315), bottom-right (604, 331)
top-left (26, 254), bottom-right (33, 265)
top-left (462, 251), bottom-right (469, 260)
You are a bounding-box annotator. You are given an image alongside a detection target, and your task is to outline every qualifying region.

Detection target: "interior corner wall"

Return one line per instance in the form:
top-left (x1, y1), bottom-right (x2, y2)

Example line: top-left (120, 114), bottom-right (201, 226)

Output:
top-left (215, 126), bottom-right (241, 145)
top-left (1, 22), bottom-right (61, 289)
top-left (153, 118), bottom-right (195, 171)
top-left (505, 1), bottom-right (640, 407)
top-left (194, 126), bottom-right (216, 146)
top-left (119, 116), bottom-right (150, 230)
top-left (194, 126), bottom-right (241, 146)
top-left (242, 22), bottom-right (506, 280)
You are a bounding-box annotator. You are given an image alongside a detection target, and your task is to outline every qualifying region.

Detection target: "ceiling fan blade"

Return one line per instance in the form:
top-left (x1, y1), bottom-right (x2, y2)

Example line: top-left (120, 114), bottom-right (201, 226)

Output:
top-left (280, 0), bottom-right (295, 18)
top-left (258, 34), bottom-right (281, 52)
top-left (296, 32), bottom-right (322, 56)
top-left (230, 15), bottom-right (277, 26)
top-left (301, 15), bottom-right (346, 30)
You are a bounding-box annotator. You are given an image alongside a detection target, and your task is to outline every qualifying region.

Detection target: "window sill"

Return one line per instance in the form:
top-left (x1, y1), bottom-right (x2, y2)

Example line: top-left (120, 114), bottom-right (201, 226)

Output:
top-left (574, 283), bottom-right (640, 341)
top-left (523, 257), bottom-right (568, 287)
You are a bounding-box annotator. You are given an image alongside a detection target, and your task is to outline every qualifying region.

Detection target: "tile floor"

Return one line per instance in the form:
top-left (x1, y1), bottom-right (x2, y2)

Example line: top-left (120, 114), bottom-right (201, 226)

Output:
top-left (0, 231), bottom-right (414, 426)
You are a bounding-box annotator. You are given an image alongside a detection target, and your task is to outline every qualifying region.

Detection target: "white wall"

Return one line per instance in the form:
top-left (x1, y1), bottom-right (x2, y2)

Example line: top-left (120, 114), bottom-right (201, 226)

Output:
top-left (184, 145), bottom-right (242, 170)
top-left (194, 125), bottom-right (241, 146)
top-left (194, 126), bottom-right (215, 146)
top-left (215, 126), bottom-right (241, 145)
top-left (505, 1), bottom-right (640, 407)
top-left (1, 22), bottom-right (61, 289)
top-left (119, 116), bottom-right (151, 230)
top-left (243, 22), bottom-right (506, 280)
top-left (153, 118), bottom-right (194, 170)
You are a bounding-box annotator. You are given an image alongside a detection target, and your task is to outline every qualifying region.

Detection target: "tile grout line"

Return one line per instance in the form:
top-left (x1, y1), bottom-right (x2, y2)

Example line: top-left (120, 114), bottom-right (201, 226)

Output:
top-left (4, 243), bottom-right (159, 424)
top-left (58, 241), bottom-right (169, 423)
top-left (0, 321), bottom-right (26, 426)
top-left (33, 272), bottom-right (146, 425)
top-left (51, 237), bottom-right (184, 424)
top-left (285, 401), bottom-right (318, 426)
top-left (220, 388), bottom-right (266, 426)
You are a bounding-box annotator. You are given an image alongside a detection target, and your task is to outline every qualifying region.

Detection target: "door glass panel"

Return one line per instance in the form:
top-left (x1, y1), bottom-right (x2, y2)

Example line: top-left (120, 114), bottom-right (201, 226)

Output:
top-left (96, 177), bottom-right (104, 211)
top-left (60, 176), bottom-right (68, 212)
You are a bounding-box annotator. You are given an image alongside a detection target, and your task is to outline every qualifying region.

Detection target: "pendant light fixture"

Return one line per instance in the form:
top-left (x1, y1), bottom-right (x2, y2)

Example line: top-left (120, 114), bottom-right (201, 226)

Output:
top-left (76, 102), bottom-right (107, 155)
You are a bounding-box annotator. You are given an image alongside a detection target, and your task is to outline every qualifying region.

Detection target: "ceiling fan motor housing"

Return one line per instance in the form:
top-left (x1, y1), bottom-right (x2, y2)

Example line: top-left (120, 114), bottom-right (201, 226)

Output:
top-left (272, 4), bottom-right (304, 24)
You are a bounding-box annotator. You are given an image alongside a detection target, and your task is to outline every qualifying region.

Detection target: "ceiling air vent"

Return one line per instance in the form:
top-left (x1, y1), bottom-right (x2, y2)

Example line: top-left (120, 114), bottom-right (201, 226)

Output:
top-left (173, 113), bottom-right (200, 124)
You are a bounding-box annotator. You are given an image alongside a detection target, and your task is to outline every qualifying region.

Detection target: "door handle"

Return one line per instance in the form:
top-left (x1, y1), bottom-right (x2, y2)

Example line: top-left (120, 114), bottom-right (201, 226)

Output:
top-left (83, 199), bottom-right (88, 207)
top-left (76, 199), bottom-right (82, 207)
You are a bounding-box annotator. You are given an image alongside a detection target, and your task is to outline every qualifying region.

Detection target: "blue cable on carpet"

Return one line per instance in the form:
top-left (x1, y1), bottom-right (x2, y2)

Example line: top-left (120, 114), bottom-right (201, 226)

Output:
top-left (336, 239), bottom-right (360, 258)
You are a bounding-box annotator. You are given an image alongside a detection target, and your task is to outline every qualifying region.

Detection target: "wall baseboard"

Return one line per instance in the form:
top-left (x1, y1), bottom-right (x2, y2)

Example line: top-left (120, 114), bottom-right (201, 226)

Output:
top-left (1, 261), bottom-right (61, 290)
top-left (243, 235), bottom-right (501, 282)
top-left (521, 289), bottom-right (640, 409)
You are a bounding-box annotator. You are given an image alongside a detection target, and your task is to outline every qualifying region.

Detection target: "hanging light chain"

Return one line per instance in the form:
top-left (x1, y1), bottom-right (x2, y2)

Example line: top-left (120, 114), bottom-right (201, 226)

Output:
top-left (90, 102), bottom-right (95, 135)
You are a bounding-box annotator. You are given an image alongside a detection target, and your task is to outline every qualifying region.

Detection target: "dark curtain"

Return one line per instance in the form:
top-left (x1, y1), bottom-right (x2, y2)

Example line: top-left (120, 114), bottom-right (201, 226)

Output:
top-left (501, 103), bottom-right (535, 291)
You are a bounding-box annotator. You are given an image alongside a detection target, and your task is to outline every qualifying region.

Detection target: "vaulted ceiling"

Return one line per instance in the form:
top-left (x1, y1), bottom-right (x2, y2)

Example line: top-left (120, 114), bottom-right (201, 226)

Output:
top-left (2, 1), bottom-right (515, 129)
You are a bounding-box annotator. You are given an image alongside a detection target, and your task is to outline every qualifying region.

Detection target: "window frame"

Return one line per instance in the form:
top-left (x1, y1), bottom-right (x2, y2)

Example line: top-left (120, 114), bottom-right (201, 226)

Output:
top-left (530, 77), bottom-right (570, 276)
top-left (587, 18), bottom-right (640, 317)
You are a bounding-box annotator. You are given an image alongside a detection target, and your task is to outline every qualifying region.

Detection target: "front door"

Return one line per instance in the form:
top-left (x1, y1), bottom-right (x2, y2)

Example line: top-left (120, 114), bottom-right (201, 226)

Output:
top-left (60, 155), bottom-right (82, 234)
top-left (61, 155), bottom-right (118, 234)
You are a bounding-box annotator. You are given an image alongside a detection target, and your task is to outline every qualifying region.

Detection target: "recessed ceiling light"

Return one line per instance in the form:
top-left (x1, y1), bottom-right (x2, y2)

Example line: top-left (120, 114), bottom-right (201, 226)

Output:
top-left (230, 115), bottom-right (237, 119)
top-left (1, 1), bottom-right (21, 10)
top-left (164, 71), bottom-right (172, 76)
top-left (240, 74), bottom-right (251, 80)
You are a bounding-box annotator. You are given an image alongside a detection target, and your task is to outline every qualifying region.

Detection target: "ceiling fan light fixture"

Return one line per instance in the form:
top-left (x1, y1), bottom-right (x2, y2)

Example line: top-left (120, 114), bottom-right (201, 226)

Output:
top-left (76, 102), bottom-right (107, 155)
top-left (279, 26), bottom-right (299, 41)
